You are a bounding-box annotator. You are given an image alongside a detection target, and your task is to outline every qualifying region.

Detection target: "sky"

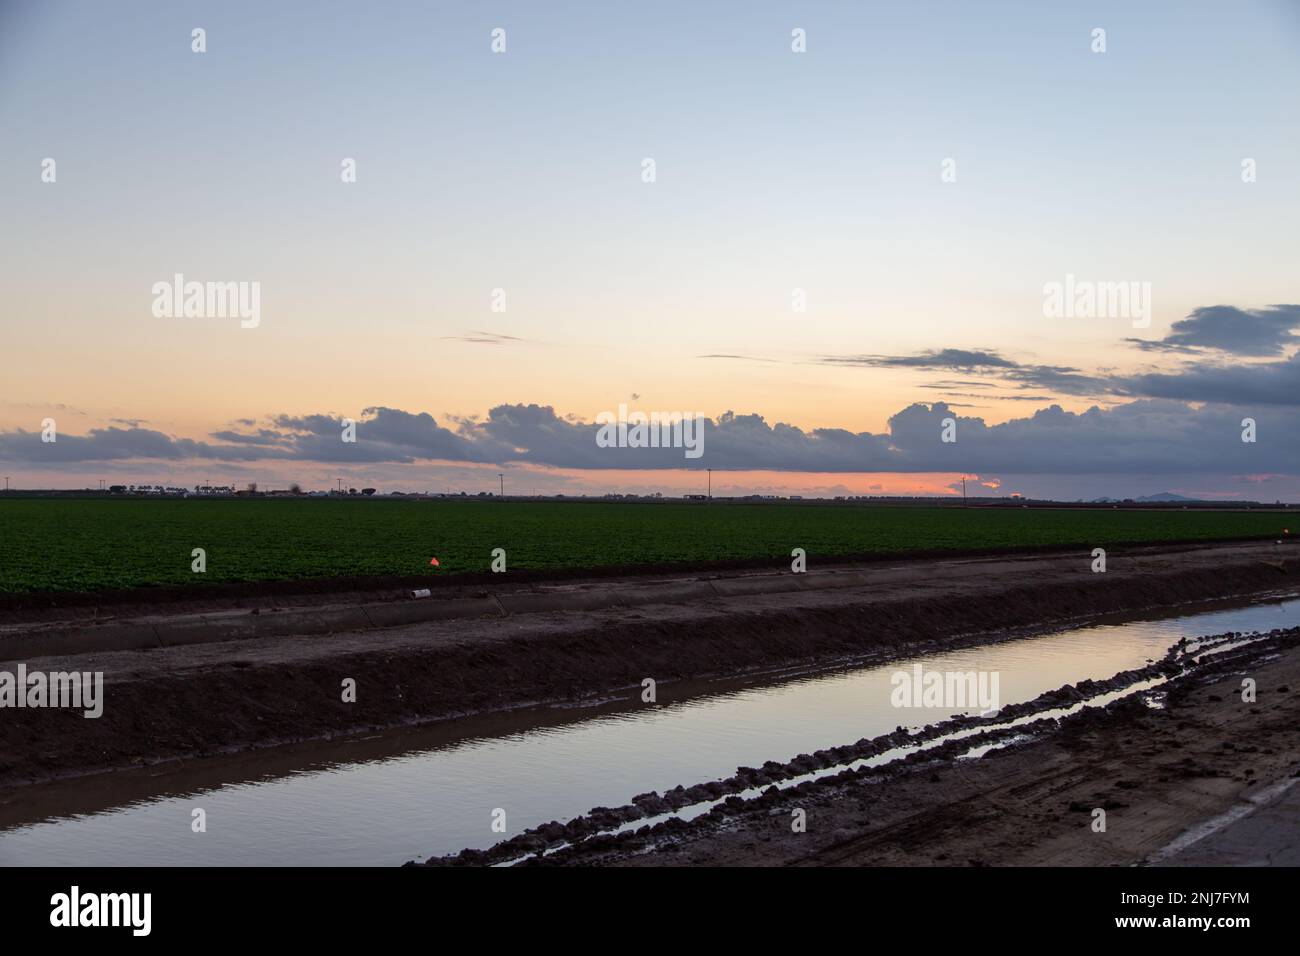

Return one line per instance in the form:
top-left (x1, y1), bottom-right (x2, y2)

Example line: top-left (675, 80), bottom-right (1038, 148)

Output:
top-left (2, 0), bottom-right (1299, 499)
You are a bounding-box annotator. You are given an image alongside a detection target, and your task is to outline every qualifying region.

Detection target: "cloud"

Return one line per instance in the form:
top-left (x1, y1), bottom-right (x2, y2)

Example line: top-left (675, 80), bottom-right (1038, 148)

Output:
top-left (1127, 304), bottom-right (1300, 356)
top-left (264, 407), bottom-right (508, 463)
top-left (1113, 352), bottom-right (1300, 407)
top-left (9, 298), bottom-right (1300, 477)
top-left (824, 328), bottom-right (1300, 406)
top-left (0, 425), bottom-right (274, 463)
top-left (826, 348), bottom-right (1111, 399)
top-left (4, 399), bottom-right (1293, 478)
top-left (209, 428), bottom-right (286, 447)
top-left (698, 354), bottom-right (782, 364)
top-left (924, 391), bottom-right (1058, 402)
top-left (821, 348), bottom-right (1018, 370)
top-left (999, 364), bottom-right (1110, 397)
top-left (2, 402), bottom-right (87, 416)
top-left (947, 474), bottom-right (1002, 495)
top-left (442, 331), bottom-right (527, 345)
top-left (918, 380), bottom-right (997, 389)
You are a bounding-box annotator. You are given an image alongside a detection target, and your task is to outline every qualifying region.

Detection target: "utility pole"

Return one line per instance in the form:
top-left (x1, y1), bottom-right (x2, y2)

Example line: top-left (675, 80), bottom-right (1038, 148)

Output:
top-left (498, 473), bottom-right (504, 499)
top-left (962, 476), bottom-right (967, 506)
top-left (336, 477), bottom-right (343, 494)
top-left (707, 468), bottom-right (712, 500)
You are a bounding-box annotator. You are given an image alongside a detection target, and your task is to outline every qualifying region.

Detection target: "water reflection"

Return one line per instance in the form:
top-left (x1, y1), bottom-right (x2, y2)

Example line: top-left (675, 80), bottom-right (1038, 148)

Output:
top-left (0, 594), bottom-right (1293, 866)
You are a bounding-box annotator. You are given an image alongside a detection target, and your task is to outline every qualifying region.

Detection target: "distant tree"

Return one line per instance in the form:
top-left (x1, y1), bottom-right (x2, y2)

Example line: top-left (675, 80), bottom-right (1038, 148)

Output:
top-left (289, 483), bottom-right (303, 495)
top-left (246, 482), bottom-right (258, 494)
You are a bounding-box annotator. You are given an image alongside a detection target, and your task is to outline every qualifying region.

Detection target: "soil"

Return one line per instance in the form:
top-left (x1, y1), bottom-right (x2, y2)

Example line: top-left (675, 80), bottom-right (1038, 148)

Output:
top-left (1, 540), bottom-right (1297, 790)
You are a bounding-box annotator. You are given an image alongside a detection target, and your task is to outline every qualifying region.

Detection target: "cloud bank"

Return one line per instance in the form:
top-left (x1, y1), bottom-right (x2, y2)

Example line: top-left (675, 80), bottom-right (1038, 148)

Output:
top-left (1, 399), bottom-right (1290, 477)
top-left (7, 305), bottom-right (1298, 483)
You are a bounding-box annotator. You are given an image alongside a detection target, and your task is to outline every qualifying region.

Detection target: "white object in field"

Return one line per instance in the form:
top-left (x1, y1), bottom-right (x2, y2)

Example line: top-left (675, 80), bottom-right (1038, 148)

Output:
top-left (411, 588), bottom-right (432, 599)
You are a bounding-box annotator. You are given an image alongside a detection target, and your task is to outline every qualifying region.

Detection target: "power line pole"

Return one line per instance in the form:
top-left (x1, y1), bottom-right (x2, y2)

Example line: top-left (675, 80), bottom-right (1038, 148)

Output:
top-left (707, 468), bottom-right (712, 500)
top-left (962, 476), bottom-right (967, 506)
top-left (498, 473), bottom-right (504, 499)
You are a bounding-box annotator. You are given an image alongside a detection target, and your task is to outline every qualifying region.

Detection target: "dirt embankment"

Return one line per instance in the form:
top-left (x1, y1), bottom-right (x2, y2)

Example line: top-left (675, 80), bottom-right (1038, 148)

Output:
top-left (427, 628), bottom-right (1300, 867)
top-left (1, 541), bottom-right (1297, 788)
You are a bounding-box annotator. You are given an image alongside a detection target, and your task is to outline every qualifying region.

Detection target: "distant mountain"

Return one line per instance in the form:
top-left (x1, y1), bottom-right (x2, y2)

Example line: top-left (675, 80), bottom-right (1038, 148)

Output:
top-left (1088, 492), bottom-right (1200, 504)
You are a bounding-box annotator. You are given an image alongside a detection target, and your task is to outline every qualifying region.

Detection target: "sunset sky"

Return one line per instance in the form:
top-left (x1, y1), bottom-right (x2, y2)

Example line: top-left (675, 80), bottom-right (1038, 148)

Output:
top-left (2, 1), bottom-right (1299, 499)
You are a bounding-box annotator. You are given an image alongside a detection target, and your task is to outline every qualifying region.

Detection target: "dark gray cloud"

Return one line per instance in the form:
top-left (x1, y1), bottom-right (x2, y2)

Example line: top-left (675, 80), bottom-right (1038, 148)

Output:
top-left (0, 425), bottom-right (273, 463)
top-left (209, 428), bottom-right (287, 447)
top-left (1127, 305), bottom-right (1300, 356)
top-left (1000, 364), bottom-right (1110, 397)
top-left (874, 400), bottom-right (1295, 475)
top-left (716, 305), bottom-right (1300, 409)
top-left (262, 407), bottom-right (508, 463)
top-left (826, 348), bottom-right (1110, 398)
top-left (822, 348), bottom-right (1019, 370)
top-left (0, 408), bottom-right (502, 466)
top-left (1113, 353), bottom-right (1300, 407)
top-left (833, 332), bottom-right (1300, 406)
top-left (3, 400), bottom-right (1295, 477)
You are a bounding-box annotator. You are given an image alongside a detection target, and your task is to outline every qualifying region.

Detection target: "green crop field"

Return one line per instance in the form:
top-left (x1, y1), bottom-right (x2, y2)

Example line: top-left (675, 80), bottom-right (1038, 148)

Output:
top-left (0, 497), bottom-right (1291, 594)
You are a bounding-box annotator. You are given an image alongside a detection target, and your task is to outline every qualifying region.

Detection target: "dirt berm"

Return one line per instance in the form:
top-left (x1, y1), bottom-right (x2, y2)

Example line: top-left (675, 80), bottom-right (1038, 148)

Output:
top-left (0, 540), bottom-right (1296, 787)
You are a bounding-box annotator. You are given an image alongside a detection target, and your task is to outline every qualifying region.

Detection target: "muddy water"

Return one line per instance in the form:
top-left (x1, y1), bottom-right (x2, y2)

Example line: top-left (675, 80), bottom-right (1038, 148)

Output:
top-left (0, 595), bottom-right (1295, 867)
